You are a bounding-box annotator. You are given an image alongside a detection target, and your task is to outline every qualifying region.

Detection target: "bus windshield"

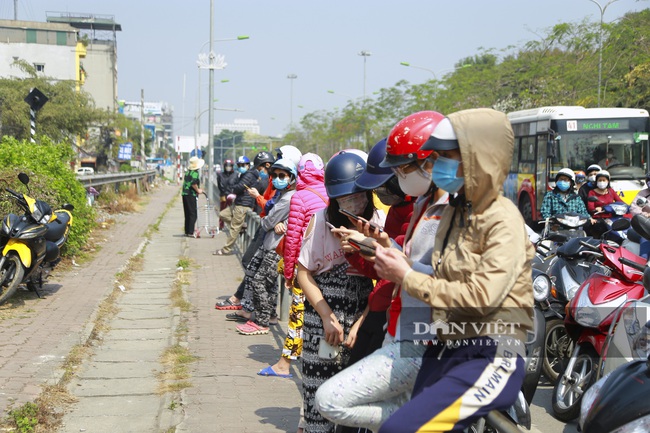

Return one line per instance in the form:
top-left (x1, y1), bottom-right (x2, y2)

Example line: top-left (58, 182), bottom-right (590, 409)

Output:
top-left (552, 131), bottom-right (645, 180)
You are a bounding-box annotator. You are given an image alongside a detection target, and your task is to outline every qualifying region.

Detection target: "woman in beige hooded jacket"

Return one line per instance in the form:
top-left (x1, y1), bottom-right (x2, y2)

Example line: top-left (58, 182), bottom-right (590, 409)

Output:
top-left (374, 108), bottom-right (534, 433)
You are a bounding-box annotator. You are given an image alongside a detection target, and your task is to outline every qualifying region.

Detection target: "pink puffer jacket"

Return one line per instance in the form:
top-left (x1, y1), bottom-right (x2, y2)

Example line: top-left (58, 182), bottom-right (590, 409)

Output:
top-left (283, 163), bottom-right (328, 282)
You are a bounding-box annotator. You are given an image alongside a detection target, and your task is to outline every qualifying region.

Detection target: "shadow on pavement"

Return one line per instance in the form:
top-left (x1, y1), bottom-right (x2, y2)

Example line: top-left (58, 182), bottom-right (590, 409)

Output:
top-left (256, 405), bottom-right (301, 432)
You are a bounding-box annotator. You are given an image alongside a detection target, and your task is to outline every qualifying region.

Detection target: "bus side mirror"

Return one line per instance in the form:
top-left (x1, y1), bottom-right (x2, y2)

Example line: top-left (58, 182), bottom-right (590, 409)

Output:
top-left (547, 139), bottom-right (556, 158)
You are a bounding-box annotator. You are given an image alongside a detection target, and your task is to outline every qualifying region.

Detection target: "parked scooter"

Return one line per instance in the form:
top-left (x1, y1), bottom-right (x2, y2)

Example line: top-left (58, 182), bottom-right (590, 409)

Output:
top-left (578, 267), bottom-right (650, 433)
top-left (551, 219), bottom-right (646, 421)
top-left (0, 173), bottom-right (73, 304)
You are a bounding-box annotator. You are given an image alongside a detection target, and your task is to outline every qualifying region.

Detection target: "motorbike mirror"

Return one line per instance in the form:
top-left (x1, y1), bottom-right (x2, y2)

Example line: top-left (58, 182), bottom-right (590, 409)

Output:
top-left (587, 196), bottom-right (600, 202)
top-left (17, 173), bottom-right (29, 185)
top-left (62, 203), bottom-right (74, 211)
top-left (632, 214), bottom-right (650, 241)
top-left (611, 218), bottom-right (631, 232)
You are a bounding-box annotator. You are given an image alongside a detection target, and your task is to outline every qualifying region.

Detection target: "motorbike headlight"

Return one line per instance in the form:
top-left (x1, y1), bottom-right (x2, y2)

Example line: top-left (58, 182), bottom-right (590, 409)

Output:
top-left (533, 273), bottom-right (551, 302)
top-left (31, 200), bottom-right (52, 225)
top-left (611, 204), bottom-right (628, 215)
top-left (610, 414), bottom-right (650, 433)
top-left (579, 372), bottom-right (612, 430)
top-left (557, 215), bottom-right (583, 228)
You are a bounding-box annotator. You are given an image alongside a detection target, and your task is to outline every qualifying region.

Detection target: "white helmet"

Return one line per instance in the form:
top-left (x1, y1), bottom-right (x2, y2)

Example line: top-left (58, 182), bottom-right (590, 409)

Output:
top-left (555, 168), bottom-right (575, 183)
top-left (277, 145), bottom-right (303, 167)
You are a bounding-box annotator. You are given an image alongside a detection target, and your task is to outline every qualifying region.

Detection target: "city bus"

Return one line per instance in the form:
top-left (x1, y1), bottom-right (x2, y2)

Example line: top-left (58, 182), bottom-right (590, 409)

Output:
top-left (504, 106), bottom-right (650, 226)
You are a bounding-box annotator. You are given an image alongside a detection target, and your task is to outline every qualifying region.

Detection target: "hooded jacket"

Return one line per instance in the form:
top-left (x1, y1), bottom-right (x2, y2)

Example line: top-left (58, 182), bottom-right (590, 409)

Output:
top-left (402, 108), bottom-right (534, 343)
top-left (282, 163), bottom-right (328, 282)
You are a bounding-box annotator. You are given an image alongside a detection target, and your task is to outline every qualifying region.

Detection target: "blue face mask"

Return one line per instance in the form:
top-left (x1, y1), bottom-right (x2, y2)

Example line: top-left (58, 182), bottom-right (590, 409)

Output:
top-left (431, 156), bottom-right (464, 194)
top-left (556, 180), bottom-right (571, 192)
top-left (237, 166), bottom-right (248, 174)
top-left (259, 170), bottom-right (269, 181)
top-left (272, 178), bottom-right (289, 190)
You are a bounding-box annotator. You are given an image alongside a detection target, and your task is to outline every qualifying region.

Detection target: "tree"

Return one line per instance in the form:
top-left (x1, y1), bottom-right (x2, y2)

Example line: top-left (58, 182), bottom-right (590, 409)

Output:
top-left (0, 60), bottom-right (104, 142)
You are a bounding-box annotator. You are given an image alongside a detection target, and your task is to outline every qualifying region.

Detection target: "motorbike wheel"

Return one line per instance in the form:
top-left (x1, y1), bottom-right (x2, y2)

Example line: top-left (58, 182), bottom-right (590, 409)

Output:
top-left (552, 347), bottom-right (597, 422)
top-left (543, 319), bottom-right (572, 384)
top-left (0, 253), bottom-right (24, 305)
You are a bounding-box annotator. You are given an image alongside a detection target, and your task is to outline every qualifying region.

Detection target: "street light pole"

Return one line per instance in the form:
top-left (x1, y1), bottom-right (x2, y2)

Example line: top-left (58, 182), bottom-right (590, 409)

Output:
top-left (400, 61), bottom-right (437, 79)
top-left (207, 0), bottom-right (215, 201)
top-left (358, 50), bottom-right (371, 151)
top-left (287, 74), bottom-right (297, 127)
top-left (589, 0), bottom-right (619, 107)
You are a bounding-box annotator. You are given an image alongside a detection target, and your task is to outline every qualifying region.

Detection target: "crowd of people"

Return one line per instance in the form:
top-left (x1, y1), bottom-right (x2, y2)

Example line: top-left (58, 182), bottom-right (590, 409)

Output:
top-left (182, 108), bottom-right (534, 433)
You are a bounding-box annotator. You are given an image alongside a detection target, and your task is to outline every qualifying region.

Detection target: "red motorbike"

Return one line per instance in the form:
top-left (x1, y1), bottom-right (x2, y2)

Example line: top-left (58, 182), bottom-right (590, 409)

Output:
top-left (551, 219), bottom-right (647, 421)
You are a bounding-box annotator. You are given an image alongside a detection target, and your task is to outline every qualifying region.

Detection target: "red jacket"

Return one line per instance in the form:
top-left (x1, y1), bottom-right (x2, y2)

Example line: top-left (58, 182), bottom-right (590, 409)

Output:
top-left (587, 187), bottom-right (624, 219)
top-left (345, 202), bottom-right (413, 312)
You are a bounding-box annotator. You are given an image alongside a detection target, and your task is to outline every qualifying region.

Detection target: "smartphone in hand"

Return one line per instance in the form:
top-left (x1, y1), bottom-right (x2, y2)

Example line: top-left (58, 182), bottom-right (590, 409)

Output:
top-left (338, 208), bottom-right (383, 233)
top-left (347, 237), bottom-right (377, 257)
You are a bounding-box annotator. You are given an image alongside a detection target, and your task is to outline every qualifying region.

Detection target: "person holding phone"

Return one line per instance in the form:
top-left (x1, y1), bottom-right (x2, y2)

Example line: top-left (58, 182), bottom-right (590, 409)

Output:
top-left (296, 150), bottom-right (382, 433)
top-left (315, 111), bottom-right (448, 432)
top-left (374, 109), bottom-right (533, 433)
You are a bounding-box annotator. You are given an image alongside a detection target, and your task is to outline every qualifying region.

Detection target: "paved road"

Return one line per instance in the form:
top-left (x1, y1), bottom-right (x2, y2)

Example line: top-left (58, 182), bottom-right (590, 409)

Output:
top-left (0, 180), bottom-right (581, 432)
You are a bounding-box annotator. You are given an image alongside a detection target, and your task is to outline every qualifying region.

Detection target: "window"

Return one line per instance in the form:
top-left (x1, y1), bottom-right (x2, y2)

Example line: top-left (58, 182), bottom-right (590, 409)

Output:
top-left (34, 64), bottom-right (45, 73)
top-left (56, 31), bottom-right (67, 46)
top-left (26, 29), bottom-right (36, 43)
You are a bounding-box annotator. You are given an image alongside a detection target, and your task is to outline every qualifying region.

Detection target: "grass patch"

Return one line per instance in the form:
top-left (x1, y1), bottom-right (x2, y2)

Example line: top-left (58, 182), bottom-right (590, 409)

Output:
top-left (157, 344), bottom-right (198, 394)
top-left (3, 385), bottom-right (76, 433)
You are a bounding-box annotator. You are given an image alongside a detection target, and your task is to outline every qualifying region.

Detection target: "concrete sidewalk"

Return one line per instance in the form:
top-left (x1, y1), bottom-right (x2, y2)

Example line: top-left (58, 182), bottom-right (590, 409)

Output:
top-left (0, 181), bottom-right (178, 416)
top-left (57, 187), bottom-right (302, 432)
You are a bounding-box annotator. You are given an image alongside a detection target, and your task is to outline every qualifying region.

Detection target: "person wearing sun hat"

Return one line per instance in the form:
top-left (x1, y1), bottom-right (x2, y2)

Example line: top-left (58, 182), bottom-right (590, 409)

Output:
top-left (182, 156), bottom-right (205, 237)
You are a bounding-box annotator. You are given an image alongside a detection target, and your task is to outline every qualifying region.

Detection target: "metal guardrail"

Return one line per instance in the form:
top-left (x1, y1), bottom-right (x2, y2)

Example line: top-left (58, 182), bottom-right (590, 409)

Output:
top-left (76, 170), bottom-right (158, 187)
top-left (230, 209), bottom-right (289, 321)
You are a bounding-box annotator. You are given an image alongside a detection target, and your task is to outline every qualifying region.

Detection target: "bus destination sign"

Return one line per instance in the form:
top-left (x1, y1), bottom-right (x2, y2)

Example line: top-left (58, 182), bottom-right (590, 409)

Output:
top-left (566, 119), bottom-right (630, 131)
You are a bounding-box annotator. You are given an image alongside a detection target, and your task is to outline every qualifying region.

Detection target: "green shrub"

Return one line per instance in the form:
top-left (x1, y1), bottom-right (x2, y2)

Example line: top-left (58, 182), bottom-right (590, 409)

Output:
top-left (119, 163), bottom-right (133, 172)
top-left (0, 136), bottom-right (94, 257)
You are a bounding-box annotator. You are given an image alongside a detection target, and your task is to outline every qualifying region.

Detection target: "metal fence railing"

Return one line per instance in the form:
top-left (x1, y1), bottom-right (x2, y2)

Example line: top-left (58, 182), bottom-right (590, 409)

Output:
top-left (227, 209), bottom-right (289, 321)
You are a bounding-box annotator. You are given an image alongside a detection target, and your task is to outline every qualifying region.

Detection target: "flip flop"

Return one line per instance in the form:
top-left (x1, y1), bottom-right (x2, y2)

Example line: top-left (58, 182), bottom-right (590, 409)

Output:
top-left (225, 313), bottom-right (249, 322)
top-left (215, 299), bottom-right (242, 310)
top-left (257, 365), bottom-right (293, 378)
top-left (213, 249), bottom-right (233, 256)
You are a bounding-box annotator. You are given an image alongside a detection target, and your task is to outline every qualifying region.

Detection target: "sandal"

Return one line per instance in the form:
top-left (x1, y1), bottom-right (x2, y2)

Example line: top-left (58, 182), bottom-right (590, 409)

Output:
top-left (213, 249), bottom-right (233, 256)
top-left (236, 320), bottom-right (269, 335)
top-left (225, 312), bottom-right (249, 322)
top-left (215, 298), bottom-right (242, 310)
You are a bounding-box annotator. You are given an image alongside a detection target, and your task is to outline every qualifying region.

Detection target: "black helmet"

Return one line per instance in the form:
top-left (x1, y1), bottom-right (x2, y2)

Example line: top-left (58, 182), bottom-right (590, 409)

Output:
top-left (325, 151), bottom-right (367, 198)
top-left (356, 138), bottom-right (393, 190)
top-left (253, 151), bottom-right (275, 168)
top-left (223, 159), bottom-right (234, 167)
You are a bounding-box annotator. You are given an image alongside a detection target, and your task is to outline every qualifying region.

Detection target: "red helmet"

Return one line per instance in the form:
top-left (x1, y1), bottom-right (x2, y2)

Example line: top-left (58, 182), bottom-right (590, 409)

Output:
top-left (380, 110), bottom-right (446, 167)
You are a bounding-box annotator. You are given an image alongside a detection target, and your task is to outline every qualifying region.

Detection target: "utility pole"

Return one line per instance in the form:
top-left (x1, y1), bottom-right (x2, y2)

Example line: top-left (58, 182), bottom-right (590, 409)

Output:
top-left (207, 0), bottom-right (215, 202)
top-left (140, 89), bottom-right (145, 168)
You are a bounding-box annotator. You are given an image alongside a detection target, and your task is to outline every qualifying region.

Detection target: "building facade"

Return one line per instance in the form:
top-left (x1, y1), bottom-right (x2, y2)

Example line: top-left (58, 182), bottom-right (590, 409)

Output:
top-left (0, 19), bottom-right (82, 82)
top-left (214, 118), bottom-right (260, 135)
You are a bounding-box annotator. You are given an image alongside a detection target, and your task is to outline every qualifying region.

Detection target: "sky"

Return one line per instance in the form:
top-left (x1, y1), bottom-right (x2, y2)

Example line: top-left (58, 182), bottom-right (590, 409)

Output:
top-left (2, 0), bottom-right (648, 139)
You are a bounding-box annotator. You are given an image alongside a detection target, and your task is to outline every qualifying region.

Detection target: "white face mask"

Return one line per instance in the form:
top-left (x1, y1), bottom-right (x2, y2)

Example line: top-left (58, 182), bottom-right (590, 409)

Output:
top-left (397, 171), bottom-right (432, 197)
top-left (337, 192), bottom-right (369, 216)
top-left (588, 175), bottom-right (596, 183)
top-left (597, 181), bottom-right (608, 190)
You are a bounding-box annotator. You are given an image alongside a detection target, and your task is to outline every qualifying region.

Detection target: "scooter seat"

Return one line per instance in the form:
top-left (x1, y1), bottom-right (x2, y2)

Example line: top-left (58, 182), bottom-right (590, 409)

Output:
top-left (44, 212), bottom-right (71, 242)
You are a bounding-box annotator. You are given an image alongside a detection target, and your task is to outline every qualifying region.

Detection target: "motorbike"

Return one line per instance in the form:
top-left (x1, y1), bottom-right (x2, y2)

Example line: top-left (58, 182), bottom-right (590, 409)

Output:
top-left (468, 291), bottom-right (546, 433)
top-left (0, 173), bottom-right (73, 304)
top-left (578, 265), bottom-right (650, 432)
top-left (532, 212), bottom-right (591, 271)
top-left (551, 218), bottom-right (647, 421)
